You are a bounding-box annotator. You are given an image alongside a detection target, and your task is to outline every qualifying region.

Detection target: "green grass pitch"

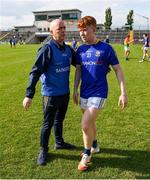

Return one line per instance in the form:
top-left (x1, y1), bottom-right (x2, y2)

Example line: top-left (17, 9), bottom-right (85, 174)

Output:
top-left (0, 43), bottom-right (150, 179)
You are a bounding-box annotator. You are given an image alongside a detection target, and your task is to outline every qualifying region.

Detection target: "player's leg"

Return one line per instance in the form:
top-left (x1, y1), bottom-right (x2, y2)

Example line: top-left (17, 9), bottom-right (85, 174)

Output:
top-left (82, 108), bottom-right (100, 150)
top-left (124, 46), bottom-right (129, 60)
top-left (81, 108), bottom-right (99, 153)
top-left (91, 120), bottom-right (100, 154)
top-left (124, 46), bottom-right (127, 59)
top-left (143, 48), bottom-right (146, 60)
top-left (140, 47), bottom-right (145, 62)
top-left (90, 97), bottom-right (105, 153)
top-left (126, 47), bottom-right (130, 60)
top-left (144, 48), bottom-right (150, 61)
top-left (78, 97), bottom-right (106, 171)
top-left (78, 107), bottom-right (100, 171)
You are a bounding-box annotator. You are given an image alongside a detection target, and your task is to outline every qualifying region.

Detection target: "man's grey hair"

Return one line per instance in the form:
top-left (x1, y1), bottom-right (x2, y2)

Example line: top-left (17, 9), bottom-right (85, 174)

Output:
top-left (50, 18), bottom-right (63, 31)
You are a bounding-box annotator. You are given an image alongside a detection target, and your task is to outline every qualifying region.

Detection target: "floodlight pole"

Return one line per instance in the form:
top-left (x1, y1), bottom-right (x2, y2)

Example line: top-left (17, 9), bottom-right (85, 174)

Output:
top-left (135, 13), bottom-right (149, 34)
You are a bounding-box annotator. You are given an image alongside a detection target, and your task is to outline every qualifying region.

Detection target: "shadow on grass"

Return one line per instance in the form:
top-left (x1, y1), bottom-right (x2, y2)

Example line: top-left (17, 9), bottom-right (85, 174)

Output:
top-left (122, 57), bottom-right (139, 62)
top-left (46, 147), bottom-right (150, 177)
top-left (93, 148), bottom-right (150, 178)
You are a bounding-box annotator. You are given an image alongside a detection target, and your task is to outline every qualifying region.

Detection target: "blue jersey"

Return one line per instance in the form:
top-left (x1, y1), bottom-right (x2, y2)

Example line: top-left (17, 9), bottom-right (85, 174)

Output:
top-left (76, 41), bottom-right (119, 98)
top-left (143, 37), bottom-right (149, 47)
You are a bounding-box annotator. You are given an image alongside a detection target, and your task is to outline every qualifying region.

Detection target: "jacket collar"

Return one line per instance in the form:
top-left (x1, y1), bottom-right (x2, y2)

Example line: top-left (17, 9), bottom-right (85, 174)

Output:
top-left (51, 38), bottom-right (66, 50)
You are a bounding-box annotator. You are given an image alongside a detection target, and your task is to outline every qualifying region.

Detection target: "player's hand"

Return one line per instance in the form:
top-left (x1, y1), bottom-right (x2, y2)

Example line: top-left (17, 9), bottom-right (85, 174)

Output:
top-left (118, 94), bottom-right (128, 109)
top-left (23, 97), bottom-right (32, 110)
top-left (73, 91), bottom-right (79, 105)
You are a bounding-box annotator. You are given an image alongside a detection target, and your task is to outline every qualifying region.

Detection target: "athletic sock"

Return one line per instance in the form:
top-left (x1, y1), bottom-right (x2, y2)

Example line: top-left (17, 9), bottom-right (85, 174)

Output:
top-left (83, 148), bottom-right (91, 156)
top-left (92, 140), bottom-right (97, 148)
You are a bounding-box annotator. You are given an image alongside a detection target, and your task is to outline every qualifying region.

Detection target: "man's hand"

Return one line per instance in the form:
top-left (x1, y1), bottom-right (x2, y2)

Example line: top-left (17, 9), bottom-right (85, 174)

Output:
top-left (23, 97), bottom-right (32, 110)
top-left (73, 91), bottom-right (79, 105)
top-left (118, 94), bottom-right (128, 109)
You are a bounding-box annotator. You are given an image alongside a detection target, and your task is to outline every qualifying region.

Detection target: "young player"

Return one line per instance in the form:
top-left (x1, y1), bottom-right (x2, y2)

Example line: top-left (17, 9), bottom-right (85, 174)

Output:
top-left (73, 16), bottom-right (128, 171)
top-left (124, 34), bottom-right (133, 60)
top-left (139, 33), bottom-right (150, 62)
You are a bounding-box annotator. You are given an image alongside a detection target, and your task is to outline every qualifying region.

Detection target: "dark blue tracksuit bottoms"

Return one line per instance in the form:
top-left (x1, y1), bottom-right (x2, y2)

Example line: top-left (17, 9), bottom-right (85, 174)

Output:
top-left (40, 93), bottom-right (69, 151)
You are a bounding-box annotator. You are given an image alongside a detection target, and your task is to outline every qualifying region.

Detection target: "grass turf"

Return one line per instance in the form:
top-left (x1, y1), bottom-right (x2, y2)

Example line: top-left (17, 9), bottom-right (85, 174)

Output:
top-left (0, 43), bottom-right (150, 179)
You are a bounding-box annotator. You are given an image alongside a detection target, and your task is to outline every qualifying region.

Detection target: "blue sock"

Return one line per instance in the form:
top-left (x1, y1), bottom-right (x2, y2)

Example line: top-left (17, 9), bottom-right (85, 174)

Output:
top-left (92, 140), bottom-right (97, 148)
top-left (83, 148), bottom-right (91, 156)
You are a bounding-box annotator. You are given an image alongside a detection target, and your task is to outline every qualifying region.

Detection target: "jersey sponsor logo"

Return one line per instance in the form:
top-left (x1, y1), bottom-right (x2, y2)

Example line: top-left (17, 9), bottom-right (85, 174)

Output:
top-left (96, 61), bottom-right (103, 65)
top-left (56, 66), bottom-right (70, 73)
top-left (82, 61), bottom-right (103, 65)
top-left (82, 61), bottom-right (96, 65)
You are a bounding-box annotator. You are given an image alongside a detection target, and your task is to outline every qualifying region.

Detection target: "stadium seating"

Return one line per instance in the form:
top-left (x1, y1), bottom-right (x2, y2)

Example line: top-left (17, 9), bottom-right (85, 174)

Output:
top-left (0, 29), bottom-right (149, 44)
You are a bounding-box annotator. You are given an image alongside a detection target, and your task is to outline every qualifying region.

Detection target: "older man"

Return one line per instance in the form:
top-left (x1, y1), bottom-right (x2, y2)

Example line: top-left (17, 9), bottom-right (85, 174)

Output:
top-left (23, 19), bottom-right (76, 165)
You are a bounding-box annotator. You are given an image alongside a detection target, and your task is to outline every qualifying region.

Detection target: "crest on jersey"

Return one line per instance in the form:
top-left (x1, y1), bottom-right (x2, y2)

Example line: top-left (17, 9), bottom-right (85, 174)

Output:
top-left (95, 50), bottom-right (101, 57)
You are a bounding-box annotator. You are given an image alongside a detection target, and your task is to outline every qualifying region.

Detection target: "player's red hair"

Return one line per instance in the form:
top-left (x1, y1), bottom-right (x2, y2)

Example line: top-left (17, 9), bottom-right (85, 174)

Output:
top-left (78, 16), bottom-right (97, 29)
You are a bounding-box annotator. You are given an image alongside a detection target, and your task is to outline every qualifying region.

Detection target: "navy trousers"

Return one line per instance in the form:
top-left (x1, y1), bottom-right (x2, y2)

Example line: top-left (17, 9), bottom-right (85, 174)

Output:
top-left (40, 93), bottom-right (69, 150)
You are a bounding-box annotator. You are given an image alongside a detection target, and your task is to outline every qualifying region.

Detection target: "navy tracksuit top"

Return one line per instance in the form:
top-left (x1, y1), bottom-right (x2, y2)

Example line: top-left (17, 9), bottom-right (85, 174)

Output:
top-left (25, 39), bottom-right (76, 98)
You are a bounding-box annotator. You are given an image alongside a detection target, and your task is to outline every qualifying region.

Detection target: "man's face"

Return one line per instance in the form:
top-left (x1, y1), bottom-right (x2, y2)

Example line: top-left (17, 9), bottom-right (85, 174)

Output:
top-left (51, 21), bottom-right (66, 42)
top-left (79, 25), bottom-right (95, 43)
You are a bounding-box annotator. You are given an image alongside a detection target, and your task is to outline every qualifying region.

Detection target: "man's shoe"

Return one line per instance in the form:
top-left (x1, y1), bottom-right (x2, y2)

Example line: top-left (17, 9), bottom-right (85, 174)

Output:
top-left (55, 142), bottom-right (76, 150)
top-left (78, 154), bottom-right (91, 171)
top-left (91, 145), bottom-right (100, 154)
top-left (37, 149), bottom-right (47, 165)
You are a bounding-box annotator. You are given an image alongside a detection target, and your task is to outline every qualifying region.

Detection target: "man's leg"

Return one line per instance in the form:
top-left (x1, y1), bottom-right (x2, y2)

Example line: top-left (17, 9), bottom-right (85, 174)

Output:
top-left (40, 107), bottom-right (57, 150)
top-left (53, 94), bottom-right (75, 149)
top-left (37, 96), bottom-right (57, 165)
top-left (54, 95), bottom-right (69, 145)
